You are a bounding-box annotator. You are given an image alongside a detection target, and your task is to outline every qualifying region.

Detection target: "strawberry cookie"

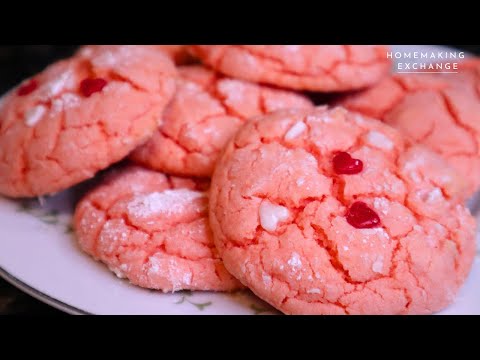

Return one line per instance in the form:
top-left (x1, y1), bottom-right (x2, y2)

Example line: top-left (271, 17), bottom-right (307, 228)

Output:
top-left (188, 45), bottom-right (391, 92)
top-left (130, 65), bottom-right (313, 177)
top-left (74, 165), bottom-right (242, 292)
top-left (340, 72), bottom-right (480, 196)
top-left (209, 106), bottom-right (476, 315)
top-left (0, 45), bottom-right (176, 198)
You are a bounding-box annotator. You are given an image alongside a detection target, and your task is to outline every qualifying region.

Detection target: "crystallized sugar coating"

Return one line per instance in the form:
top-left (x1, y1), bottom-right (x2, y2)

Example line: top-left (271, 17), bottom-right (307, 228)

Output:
top-left (74, 165), bottom-right (241, 292)
top-left (127, 190), bottom-right (206, 218)
top-left (340, 71), bottom-right (480, 197)
top-left (209, 106), bottom-right (476, 315)
top-left (130, 65), bottom-right (313, 177)
top-left (188, 45), bottom-right (391, 92)
top-left (0, 45), bottom-right (176, 198)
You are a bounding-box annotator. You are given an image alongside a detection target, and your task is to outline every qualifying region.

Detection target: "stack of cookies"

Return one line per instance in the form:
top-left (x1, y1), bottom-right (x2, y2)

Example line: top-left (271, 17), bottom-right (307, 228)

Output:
top-left (1, 45), bottom-right (478, 315)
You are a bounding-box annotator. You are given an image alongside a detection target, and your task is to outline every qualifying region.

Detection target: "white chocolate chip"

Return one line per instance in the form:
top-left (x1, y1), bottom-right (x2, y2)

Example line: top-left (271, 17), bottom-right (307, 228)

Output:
top-left (259, 200), bottom-right (289, 232)
top-left (112, 267), bottom-right (126, 279)
top-left (24, 105), bottom-right (46, 127)
top-left (284, 121), bottom-right (307, 140)
top-left (43, 70), bottom-right (74, 98)
top-left (307, 288), bottom-right (321, 294)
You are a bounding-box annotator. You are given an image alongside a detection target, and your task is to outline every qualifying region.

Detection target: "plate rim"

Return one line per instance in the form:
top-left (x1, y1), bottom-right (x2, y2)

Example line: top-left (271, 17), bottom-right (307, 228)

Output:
top-left (0, 265), bottom-right (90, 315)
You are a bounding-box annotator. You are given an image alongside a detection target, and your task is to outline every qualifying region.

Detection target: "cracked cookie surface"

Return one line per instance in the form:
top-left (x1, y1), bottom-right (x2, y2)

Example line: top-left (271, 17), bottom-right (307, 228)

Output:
top-left (209, 106), bottom-right (475, 314)
top-left (74, 165), bottom-right (242, 292)
top-left (188, 45), bottom-right (391, 92)
top-left (0, 45), bottom-right (176, 198)
top-left (340, 72), bottom-right (480, 196)
top-left (130, 65), bottom-right (313, 177)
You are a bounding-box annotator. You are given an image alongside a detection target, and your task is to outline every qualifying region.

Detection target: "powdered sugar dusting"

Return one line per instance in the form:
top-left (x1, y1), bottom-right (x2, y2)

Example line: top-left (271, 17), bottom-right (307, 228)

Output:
top-left (147, 256), bottom-right (161, 276)
top-left (59, 93), bottom-right (81, 109)
top-left (91, 46), bottom-right (140, 70)
top-left (51, 93), bottom-right (81, 115)
top-left (418, 187), bottom-right (444, 204)
top-left (361, 227), bottom-right (389, 238)
top-left (403, 154), bottom-right (425, 173)
top-left (218, 79), bottom-right (248, 103)
top-left (296, 177), bottom-right (305, 186)
top-left (259, 200), bottom-right (290, 232)
top-left (24, 105), bottom-right (46, 127)
top-left (285, 45), bottom-right (301, 52)
top-left (285, 121), bottom-right (307, 140)
top-left (372, 256), bottom-right (384, 273)
top-left (353, 114), bottom-right (366, 125)
top-left (365, 131), bottom-right (394, 150)
top-left (262, 272), bottom-right (272, 286)
top-left (127, 189), bottom-right (206, 218)
top-left (319, 115), bottom-right (333, 123)
top-left (183, 272), bottom-right (193, 286)
top-left (120, 264), bottom-right (129, 272)
top-left (306, 114), bottom-right (332, 123)
top-left (373, 197), bottom-right (389, 215)
top-left (287, 252), bottom-right (302, 271)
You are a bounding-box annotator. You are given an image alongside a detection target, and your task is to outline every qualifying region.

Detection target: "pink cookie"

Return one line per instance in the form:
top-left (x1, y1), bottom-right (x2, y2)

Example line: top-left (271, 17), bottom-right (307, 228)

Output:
top-left (340, 72), bottom-right (480, 196)
top-left (209, 106), bottom-right (475, 315)
top-left (0, 45), bottom-right (176, 198)
top-left (130, 65), bottom-right (313, 177)
top-left (74, 165), bottom-right (242, 292)
top-left (188, 45), bottom-right (391, 92)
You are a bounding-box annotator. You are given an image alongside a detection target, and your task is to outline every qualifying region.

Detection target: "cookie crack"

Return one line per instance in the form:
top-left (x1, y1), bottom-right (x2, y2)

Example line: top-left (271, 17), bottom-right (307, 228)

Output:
top-left (311, 224), bottom-right (361, 285)
top-left (440, 90), bottom-right (479, 155)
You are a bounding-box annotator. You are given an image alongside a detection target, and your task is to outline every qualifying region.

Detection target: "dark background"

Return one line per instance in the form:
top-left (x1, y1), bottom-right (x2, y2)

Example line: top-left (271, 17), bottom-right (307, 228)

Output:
top-left (0, 45), bottom-right (478, 315)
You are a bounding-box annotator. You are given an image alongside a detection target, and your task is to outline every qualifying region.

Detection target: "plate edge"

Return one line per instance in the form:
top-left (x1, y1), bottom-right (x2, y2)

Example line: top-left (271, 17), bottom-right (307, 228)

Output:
top-left (0, 265), bottom-right (92, 315)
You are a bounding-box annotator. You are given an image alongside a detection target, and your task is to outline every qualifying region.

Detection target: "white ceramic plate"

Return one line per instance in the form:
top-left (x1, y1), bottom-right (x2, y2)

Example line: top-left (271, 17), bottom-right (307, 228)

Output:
top-left (0, 45), bottom-right (479, 315)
